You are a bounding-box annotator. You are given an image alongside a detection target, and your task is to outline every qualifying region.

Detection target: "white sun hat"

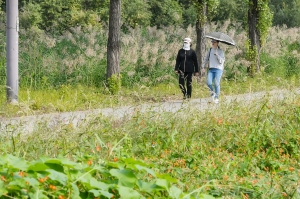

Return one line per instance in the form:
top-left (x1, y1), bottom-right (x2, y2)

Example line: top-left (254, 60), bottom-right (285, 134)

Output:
top-left (183, 38), bottom-right (192, 43)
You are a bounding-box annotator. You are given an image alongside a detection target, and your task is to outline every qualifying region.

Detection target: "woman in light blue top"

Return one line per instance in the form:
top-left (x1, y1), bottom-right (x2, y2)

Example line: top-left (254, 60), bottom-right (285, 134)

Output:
top-left (201, 39), bottom-right (225, 104)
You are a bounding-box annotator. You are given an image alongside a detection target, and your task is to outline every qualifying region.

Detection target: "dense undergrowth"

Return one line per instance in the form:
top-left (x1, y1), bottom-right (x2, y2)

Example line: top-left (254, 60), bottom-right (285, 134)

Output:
top-left (1, 92), bottom-right (300, 198)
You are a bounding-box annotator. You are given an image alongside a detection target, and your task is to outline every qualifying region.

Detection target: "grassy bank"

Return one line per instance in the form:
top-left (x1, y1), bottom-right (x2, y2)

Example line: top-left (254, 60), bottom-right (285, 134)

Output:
top-left (1, 92), bottom-right (299, 198)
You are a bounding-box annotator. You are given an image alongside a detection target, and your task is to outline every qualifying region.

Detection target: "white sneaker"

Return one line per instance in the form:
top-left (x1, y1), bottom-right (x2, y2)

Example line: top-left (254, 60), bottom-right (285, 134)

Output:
top-left (214, 98), bottom-right (219, 104)
top-left (211, 93), bottom-right (215, 103)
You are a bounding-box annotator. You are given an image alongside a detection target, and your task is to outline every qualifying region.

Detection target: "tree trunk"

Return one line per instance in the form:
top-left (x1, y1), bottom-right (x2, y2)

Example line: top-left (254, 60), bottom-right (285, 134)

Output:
top-left (106, 0), bottom-right (121, 80)
top-left (248, 0), bottom-right (260, 75)
top-left (196, 2), bottom-right (206, 78)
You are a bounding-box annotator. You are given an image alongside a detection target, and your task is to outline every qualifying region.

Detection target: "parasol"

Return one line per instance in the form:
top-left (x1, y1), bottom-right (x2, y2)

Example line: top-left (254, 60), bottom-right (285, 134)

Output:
top-left (204, 32), bottom-right (236, 46)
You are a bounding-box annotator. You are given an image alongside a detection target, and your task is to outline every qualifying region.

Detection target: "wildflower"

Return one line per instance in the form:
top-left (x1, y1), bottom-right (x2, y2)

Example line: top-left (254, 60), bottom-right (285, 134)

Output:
top-left (1, 176), bottom-right (6, 181)
top-left (282, 192), bottom-right (288, 197)
top-left (113, 157), bottom-right (118, 162)
top-left (87, 160), bottom-right (93, 166)
top-left (49, 184), bottom-right (56, 191)
top-left (38, 178), bottom-right (46, 183)
top-left (19, 171), bottom-right (25, 177)
top-left (96, 146), bottom-right (101, 151)
top-left (289, 167), bottom-right (295, 172)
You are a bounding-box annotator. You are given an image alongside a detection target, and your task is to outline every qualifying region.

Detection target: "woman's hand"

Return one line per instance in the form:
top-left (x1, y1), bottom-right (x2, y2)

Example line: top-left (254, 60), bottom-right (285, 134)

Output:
top-left (175, 70), bottom-right (178, 74)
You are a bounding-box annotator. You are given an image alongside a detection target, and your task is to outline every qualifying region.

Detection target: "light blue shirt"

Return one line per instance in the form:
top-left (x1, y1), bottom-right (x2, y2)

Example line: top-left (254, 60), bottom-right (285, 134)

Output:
top-left (202, 48), bottom-right (225, 70)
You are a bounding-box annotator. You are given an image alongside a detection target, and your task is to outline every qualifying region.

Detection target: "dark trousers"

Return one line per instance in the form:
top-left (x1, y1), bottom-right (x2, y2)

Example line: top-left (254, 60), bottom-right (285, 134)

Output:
top-left (179, 72), bottom-right (193, 98)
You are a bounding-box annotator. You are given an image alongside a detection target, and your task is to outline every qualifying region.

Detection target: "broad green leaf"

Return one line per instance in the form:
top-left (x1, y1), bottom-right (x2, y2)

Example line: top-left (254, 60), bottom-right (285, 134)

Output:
top-left (28, 162), bottom-right (49, 171)
top-left (155, 179), bottom-right (170, 190)
top-left (70, 183), bottom-right (80, 199)
top-left (89, 177), bottom-right (110, 190)
top-left (109, 169), bottom-right (137, 188)
top-left (200, 194), bottom-right (216, 199)
top-left (137, 180), bottom-right (159, 193)
top-left (0, 182), bottom-right (7, 196)
top-left (24, 177), bottom-right (39, 187)
top-left (135, 165), bottom-right (156, 177)
top-left (157, 173), bottom-right (177, 183)
top-left (118, 185), bottom-right (145, 199)
top-left (124, 158), bottom-right (148, 167)
top-left (29, 190), bottom-right (49, 199)
top-left (0, 156), bottom-right (6, 165)
top-left (89, 189), bottom-right (113, 198)
top-left (61, 159), bottom-right (85, 169)
top-left (169, 185), bottom-right (183, 199)
top-left (7, 154), bottom-right (28, 170)
top-left (46, 169), bottom-right (68, 185)
top-left (8, 178), bottom-right (27, 189)
top-left (41, 158), bottom-right (61, 165)
top-left (45, 163), bottom-right (64, 173)
top-left (75, 172), bottom-right (93, 185)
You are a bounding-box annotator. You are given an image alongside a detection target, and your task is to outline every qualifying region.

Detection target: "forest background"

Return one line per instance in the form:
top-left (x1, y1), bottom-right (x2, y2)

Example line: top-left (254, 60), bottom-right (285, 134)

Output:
top-left (1, 0), bottom-right (300, 115)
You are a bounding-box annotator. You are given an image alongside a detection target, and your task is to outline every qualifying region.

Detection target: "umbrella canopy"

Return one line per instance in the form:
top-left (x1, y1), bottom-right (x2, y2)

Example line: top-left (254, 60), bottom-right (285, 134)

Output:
top-left (204, 32), bottom-right (236, 46)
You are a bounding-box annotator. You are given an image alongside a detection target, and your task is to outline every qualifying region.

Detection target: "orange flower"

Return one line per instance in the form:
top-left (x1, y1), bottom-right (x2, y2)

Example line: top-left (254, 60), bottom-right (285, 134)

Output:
top-left (19, 171), bottom-right (25, 177)
top-left (87, 160), bottom-right (93, 166)
top-left (113, 157), bottom-right (118, 162)
top-left (289, 167), bottom-right (295, 172)
top-left (49, 184), bottom-right (56, 191)
top-left (58, 195), bottom-right (65, 199)
top-left (38, 178), bottom-right (45, 183)
top-left (96, 146), bottom-right (101, 151)
top-left (282, 192), bottom-right (288, 197)
top-left (1, 176), bottom-right (6, 181)
top-left (223, 175), bottom-right (229, 181)
top-left (218, 119), bottom-right (223, 125)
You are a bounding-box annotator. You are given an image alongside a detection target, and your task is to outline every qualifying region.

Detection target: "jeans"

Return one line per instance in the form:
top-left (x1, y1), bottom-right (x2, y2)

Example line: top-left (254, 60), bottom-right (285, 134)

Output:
top-left (179, 72), bottom-right (193, 98)
top-left (207, 68), bottom-right (223, 98)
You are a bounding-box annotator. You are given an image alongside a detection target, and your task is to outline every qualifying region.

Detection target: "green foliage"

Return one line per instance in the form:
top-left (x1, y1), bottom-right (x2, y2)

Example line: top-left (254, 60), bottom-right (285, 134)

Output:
top-left (257, 0), bottom-right (273, 46)
top-left (122, 0), bottom-right (152, 29)
top-left (192, 0), bottom-right (220, 25)
top-left (269, 0), bottom-right (300, 27)
top-left (245, 39), bottom-right (258, 76)
top-left (0, 154), bottom-right (202, 198)
top-left (148, 0), bottom-right (183, 27)
top-left (1, 94), bottom-right (300, 198)
top-left (107, 74), bottom-right (122, 95)
top-left (19, 2), bottom-right (43, 30)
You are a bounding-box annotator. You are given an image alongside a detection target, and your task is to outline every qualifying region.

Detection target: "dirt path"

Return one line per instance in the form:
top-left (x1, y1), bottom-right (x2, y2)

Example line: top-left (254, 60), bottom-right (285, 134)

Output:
top-left (1, 88), bottom-right (299, 134)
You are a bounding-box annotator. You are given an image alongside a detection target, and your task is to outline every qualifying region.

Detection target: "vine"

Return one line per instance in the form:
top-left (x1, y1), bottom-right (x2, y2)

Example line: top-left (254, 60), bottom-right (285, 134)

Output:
top-left (245, 39), bottom-right (258, 76)
top-left (107, 74), bottom-right (122, 95)
top-left (257, 0), bottom-right (273, 46)
top-left (192, 0), bottom-right (219, 25)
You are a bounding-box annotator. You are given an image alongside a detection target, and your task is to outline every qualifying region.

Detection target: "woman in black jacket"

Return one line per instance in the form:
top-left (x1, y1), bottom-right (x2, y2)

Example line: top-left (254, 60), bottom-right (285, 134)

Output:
top-left (174, 38), bottom-right (199, 99)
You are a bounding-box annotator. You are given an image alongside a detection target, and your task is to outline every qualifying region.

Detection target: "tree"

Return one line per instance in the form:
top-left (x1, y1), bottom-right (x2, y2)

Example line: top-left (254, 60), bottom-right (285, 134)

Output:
top-left (106, 0), bottom-right (121, 94)
top-left (246, 0), bottom-right (273, 76)
top-left (192, 0), bottom-right (219, 74)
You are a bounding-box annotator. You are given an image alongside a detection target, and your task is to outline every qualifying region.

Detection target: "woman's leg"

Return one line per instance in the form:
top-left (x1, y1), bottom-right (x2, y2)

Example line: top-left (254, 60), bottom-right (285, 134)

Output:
top-left (207, 69), bottom-right (215, 95)
top-left (213, 69), bottom-right (223, 99)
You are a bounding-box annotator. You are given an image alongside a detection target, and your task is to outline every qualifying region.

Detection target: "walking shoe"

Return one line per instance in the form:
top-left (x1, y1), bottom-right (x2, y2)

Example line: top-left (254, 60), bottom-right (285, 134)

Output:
top-left (214, 98), bottom-right (219, 104)
top-left (210, 93), bottom-right (215, 103)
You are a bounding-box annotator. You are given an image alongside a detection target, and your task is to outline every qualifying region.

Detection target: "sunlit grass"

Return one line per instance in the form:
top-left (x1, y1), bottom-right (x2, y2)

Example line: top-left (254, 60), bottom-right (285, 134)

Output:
top-left (1, 91), bottom-right (300, 198)
top-left (1, 73), bottom-right (298, 118)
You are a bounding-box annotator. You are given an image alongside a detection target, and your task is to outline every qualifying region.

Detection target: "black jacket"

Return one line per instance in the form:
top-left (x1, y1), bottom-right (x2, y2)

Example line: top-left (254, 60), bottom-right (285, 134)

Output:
top-left (175, 49), bottom-right (199, 73)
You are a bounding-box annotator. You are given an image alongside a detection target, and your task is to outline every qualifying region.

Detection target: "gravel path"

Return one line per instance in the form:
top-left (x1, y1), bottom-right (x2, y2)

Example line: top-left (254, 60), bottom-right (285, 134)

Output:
top-left (1, 88), bottom-right (299, 134)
